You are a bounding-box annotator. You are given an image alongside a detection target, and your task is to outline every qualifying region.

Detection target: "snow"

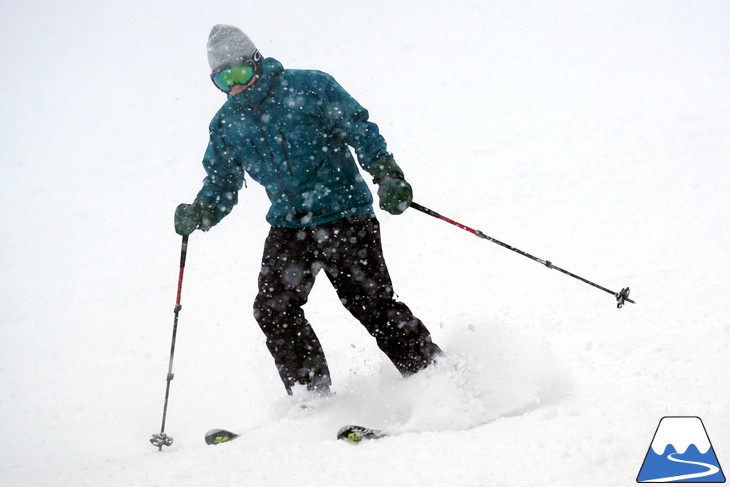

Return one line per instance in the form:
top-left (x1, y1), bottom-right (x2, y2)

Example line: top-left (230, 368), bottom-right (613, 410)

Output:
top-left (1, 0), bottom-right (729, 486)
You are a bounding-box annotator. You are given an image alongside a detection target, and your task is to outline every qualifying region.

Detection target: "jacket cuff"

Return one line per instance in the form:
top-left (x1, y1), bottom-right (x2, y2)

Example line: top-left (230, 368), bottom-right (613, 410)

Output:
top-left (369, 156), bottom-right (404, 184)
top-left (193, 196), bottom-right (217, 231)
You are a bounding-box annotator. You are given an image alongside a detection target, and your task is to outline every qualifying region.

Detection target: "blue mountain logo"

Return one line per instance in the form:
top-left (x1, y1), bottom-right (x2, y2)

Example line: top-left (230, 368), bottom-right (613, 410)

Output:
top-left (637, 416), bottom-right (725, 483)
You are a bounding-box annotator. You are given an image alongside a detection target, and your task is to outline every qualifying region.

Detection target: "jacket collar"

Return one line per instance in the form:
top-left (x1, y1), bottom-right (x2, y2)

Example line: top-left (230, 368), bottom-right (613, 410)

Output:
top-left (228, 57), bottom-right (284, 109)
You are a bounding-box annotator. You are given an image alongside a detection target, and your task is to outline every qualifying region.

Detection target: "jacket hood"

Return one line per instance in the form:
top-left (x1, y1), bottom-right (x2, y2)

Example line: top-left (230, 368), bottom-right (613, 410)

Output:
top-left (229, 57), bottom-right (284, 108)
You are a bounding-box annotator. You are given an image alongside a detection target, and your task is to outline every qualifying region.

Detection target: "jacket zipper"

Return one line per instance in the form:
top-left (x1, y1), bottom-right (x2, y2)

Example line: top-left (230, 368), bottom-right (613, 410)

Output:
top-left (279, 130), bottom-right (295, 176)
top-left (256, 107), bottom-right (298, 213)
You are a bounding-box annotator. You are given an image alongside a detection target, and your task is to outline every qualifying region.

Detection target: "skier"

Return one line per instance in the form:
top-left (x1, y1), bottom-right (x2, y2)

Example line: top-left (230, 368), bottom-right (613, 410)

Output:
top-left (175, 25), bottom-right (442, 395)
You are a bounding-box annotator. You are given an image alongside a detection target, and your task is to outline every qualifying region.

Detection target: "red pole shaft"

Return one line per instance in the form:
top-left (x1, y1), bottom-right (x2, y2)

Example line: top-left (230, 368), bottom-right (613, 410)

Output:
top-left (175, 267), bottom-right (185, 308)
top-left (175, 235), bottom-right (189, 309)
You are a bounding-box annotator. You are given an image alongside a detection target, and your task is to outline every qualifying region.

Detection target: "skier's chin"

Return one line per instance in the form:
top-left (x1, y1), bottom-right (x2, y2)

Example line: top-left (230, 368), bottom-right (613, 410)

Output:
top-left (228, 76), bottom-right (258, 96)
top-left (229, 84), bottom-right (247, 96)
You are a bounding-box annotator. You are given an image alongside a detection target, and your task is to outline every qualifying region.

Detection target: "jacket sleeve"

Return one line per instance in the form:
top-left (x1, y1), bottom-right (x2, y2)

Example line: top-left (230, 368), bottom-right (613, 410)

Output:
top-left (195, 118), bottom-right (246, 227)
top-left (310, 72), bottom-right (391, 172)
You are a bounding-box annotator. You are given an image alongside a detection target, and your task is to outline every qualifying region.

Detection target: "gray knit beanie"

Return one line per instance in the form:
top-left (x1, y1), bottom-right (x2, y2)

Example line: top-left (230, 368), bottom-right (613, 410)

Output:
top-left (207, 25), bottom-right (258, 74)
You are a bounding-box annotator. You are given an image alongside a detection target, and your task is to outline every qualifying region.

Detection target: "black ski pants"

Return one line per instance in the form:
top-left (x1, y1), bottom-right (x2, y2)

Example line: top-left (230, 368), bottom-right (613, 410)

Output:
top-left (253, 215), bottom-right (442, 394)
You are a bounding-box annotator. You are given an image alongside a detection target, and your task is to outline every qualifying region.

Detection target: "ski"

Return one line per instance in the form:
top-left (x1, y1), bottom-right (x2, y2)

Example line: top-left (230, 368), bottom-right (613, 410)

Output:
top-left (337, 425), bottom-right (387, 444)
top-left (205, 428), bottom-right (239, 445)
top-left (205, 425), bottom-right (385, 445)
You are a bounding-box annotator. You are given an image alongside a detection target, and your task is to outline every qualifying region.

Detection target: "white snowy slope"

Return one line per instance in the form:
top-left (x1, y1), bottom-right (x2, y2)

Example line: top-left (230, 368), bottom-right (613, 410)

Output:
top-left (1, 1), bottom-right (729, 486)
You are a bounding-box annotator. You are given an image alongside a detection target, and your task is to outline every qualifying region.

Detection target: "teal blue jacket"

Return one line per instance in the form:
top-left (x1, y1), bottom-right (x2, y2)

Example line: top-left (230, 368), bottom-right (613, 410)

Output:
top-left (196, 57), bottom-right (391, 229)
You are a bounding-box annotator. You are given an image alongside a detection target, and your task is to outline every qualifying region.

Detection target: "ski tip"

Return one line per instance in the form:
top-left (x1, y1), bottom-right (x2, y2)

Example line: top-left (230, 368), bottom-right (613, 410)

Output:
top-left (337, 425), bottom-right (386, 444)
top-left (205, 428), bottom-right (239, 445)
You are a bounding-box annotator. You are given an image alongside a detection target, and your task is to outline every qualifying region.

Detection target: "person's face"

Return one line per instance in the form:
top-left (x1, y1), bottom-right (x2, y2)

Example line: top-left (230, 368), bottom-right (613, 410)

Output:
top-left (228, 75), bottom-right (258, 96)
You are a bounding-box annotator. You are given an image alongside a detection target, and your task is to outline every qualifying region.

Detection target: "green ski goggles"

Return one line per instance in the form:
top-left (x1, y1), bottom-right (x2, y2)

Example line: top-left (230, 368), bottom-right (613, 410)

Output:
top-left (210, 51), bottom-right (261, 93)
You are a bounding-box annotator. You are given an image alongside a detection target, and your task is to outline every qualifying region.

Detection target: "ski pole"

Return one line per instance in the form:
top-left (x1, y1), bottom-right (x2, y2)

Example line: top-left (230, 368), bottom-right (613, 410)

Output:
top-left (150, 234), bottom-right (189, 451)
top-left (409, 202), bottom-right (635, 308)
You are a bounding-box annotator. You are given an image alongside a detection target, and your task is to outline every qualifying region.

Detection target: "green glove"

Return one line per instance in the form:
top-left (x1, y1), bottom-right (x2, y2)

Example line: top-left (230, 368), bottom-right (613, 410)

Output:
top-left (369, 156), bottom-right (413, 215)
top-left (174, 197), bottom-right (216, 235)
